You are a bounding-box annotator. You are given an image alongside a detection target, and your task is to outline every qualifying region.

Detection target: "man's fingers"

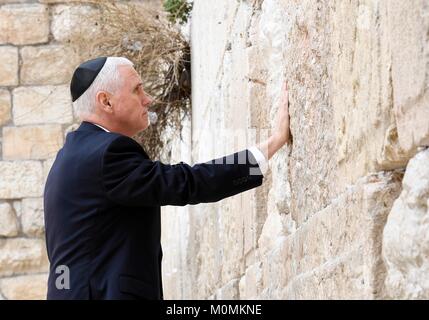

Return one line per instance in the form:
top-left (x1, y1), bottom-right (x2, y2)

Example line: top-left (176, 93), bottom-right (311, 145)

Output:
top-left (282, 82), bottom-right (289, 108)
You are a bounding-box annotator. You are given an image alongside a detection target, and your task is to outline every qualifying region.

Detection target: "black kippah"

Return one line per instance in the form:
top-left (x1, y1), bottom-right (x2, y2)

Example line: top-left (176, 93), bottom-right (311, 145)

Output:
top-left (70, 57), bottom-right (108, 102)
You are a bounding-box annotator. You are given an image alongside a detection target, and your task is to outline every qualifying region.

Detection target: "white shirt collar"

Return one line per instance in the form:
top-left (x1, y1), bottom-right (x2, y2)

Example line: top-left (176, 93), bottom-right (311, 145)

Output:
top-left (91, 122), bottom-right (110, 132)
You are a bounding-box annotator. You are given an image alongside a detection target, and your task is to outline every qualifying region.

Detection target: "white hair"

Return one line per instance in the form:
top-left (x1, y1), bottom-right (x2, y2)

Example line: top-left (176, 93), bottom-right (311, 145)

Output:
top-left (73, 57), bottom-right (134, 118)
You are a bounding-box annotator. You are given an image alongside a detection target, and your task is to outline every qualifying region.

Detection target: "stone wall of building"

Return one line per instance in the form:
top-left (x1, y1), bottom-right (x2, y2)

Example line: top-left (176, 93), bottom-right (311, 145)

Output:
top-left (0, 0), bottom-right (112, 300)
top-left (0, 0), bottom-right (428, 300)
top-left (160, 0), bottom-right (429, 299)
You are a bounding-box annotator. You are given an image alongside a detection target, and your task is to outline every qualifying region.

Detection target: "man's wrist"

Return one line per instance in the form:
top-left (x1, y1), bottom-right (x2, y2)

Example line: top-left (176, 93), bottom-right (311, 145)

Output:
top-left (268, 135), bottom-right (283, 159)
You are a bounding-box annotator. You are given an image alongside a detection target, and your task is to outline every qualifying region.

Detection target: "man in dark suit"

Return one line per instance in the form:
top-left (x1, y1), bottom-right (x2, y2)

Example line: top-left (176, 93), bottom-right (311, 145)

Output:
top-left (44, 57), bottom-right (290, 300)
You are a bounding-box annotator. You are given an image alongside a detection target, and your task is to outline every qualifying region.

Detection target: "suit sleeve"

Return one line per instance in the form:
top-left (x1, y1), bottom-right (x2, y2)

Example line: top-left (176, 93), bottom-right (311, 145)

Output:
top-left (101, 136), bottom-right (264, 207)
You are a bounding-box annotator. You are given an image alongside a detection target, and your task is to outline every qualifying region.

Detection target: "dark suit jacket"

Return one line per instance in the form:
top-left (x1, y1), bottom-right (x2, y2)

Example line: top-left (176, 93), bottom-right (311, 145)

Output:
top-left (43, 121), bottom-right (263, 300)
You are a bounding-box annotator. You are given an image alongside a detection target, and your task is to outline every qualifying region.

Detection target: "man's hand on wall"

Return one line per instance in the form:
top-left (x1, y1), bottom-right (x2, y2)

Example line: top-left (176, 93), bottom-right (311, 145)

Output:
top-left (258, 82), bottom-right (291, 161)
top-left (273, 82), bottom-right (291, 148)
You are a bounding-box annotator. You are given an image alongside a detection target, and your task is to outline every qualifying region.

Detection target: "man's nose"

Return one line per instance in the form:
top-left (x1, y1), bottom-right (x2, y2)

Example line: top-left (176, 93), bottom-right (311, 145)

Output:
top-left (143, 94), bottom-right (153, 107)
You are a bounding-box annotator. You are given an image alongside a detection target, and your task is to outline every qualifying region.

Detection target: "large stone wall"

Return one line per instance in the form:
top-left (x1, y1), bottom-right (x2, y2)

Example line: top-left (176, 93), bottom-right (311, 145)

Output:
top-left (0, 0), bottom-right (108, 300)
top-left (160, 0), bottom-right (429, 299)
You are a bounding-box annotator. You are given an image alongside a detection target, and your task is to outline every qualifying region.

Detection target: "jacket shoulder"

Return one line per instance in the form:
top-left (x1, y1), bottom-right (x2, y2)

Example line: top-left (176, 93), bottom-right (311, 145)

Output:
top-left (103, 134), bottom-right (149, 159)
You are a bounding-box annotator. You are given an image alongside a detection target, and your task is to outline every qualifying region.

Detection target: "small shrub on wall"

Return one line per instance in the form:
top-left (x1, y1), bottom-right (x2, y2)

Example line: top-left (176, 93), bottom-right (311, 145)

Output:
top-left (164, 0), bottom-right (193, 25)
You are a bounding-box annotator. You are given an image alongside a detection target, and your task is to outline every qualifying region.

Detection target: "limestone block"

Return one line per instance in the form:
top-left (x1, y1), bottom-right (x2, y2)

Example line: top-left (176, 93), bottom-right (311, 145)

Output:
top-left (239, 262), bottom-right (262, 299)
top-left (0, 202), bottom-right (19, 237)
top-left (0, 238), bottom-right (49, 277)
top-left (39, 0), bottom-right (99, 3)
top-left (160, 206), bottom-right (189, 300)
top-left (12, 200), bottom-right (22, 219)
top-left (0, 274), bottom-right (48, 300)
top-left (383, 148), bottom-right (429, 299)
top-left (215, 278), bottom-right (240, 300)
top-left (191, 0), bottom-right (241, 119)
top-left (267, 147), bottom-right (292, 216)
top-left (258, 171), bottom-right (401, 299)
top-left (0, 89), bottom-right (11, 126)
top-left (0, 0), bottom-right (32, 3)
top-left (20, 45), bottom-right (80, 85)
top-left (13, 86), bottom-right (73, 125)
top-left (39, 0), bottom-right (158, 3)
top-left (243, 182), bottom-right (269, 263)
top-left (51, 5), bottom-right (101, 43)
top-left (259, 236), bottom-right (292, 299)
top-left (0, 4), bottom-right (49, 45)
top-left (219, 193), bottom-right (247, 284)
top-left (0, 161), bottom-right (44, 199)
top-left (388, 0), bottom-right (429, 153)
top-left (246, 12), bottom-right (269, 129)
top-left (187, 205), bottom-right (222, 299)
top-left (303, 173), bottom-right (400, 296)
top-left (283, 249), bottom-right (366, 300)
top-left (223, 2), bottom-right (252, 132)
top-left (258, 211), bottom-right (290, 257)
top-left (21, 198), bottom-right (45, 238)
top-left (331, 0), bottom-right (409, 188)
top-left (0, 46), bottom-right (18, 86)
top-left (263, 0), bottom-right (338, 225)
top-left (2, 125), bottom-right (64, 160)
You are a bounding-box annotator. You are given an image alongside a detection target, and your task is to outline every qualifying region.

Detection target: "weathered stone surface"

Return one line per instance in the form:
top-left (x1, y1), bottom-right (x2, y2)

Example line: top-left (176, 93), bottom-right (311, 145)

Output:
top-left (0, 89), bottom-right (11, 127)
top-left (388, 0), bottom-right (429, 153)
top-left (0, 238), bottom-right (49, 277)
top-left (21, 198), bottom-right (45, 238)
top-left (259, 171), bottom-right (401, 299)
top-left (190, 0), bottom-right (241, 121)
top-left (20, 45), bottom-right (80, 85)
top-left (160, 205), bottom-right (190, 300)
top-left (12, 201), bottom-right (21, 219)
top-left (0, 4), bottom-right (49, 45)
top-left (215, 278), bottom-right (240, 299)
top-left (39, 0), bottom-right (100, 3)
top-left (282, 249), bottom-right (366, 299)
top-left (2, 125), bottom-right (64, 160)
top-left (157, 0), bottom-right (429, 301)
top-left (13, 86), bottom-right (73, 125)
top-left (0, 161), bottom-right (44, 199)
top-left (0, 274), bottom-right (48, 300)
top-left (383, 148), bottom-right (429, 299)
top-left (0, 202), bottom-right (19, 237)
top-left (331, 0), bottom-right (410, 183)
top-left (159, 121), bottom-right (194, 299)
top-left (51, 5), bottom-right (101, 43)
top-left (188, 204), bottom-right (222, 299)
top-left (239, 262), bottom-right (262, 299)
top-left (0, 0), bottom-right (424, 301)
top-left (0, 1), bottom-right (33, 3)
top-left (0, 46), bottom-right (18, 86)
top-left (265, 0), bottom-right (334, 226)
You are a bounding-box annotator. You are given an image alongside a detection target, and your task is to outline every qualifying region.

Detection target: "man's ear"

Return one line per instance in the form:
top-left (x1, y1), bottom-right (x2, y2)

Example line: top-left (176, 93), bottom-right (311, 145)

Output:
top-left (96, 91), bottom-right (113, 113)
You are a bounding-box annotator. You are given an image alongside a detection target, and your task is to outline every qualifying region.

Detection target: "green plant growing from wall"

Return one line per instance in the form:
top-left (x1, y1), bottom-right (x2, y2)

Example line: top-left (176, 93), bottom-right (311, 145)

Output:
top-left (164, 0), bottom-right (193, 25)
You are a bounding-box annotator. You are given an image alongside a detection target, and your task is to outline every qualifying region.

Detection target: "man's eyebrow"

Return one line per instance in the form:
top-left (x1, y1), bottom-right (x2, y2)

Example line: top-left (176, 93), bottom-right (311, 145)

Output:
top-left (134, 83), bottom-right (143, 89)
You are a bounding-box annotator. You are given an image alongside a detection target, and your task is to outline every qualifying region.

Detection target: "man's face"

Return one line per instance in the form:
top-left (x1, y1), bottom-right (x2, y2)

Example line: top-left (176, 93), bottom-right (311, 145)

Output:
top-left (109, 65), bottom-right (152, 134)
